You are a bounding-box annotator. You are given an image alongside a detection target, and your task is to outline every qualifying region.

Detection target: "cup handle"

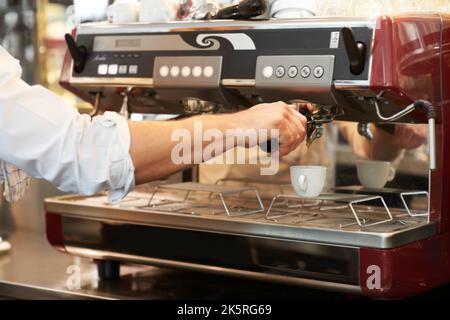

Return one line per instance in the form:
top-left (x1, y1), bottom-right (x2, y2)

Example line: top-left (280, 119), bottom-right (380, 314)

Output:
top-left (298, 175), bottom-right (308, 192)
top-left (388, 166), bottom-right (396, 181)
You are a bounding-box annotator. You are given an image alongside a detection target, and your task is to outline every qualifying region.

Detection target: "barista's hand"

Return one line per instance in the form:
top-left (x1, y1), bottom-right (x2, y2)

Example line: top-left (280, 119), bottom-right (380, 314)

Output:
top-left (386, 124), bottom-right (428, 150)
top-left (232, 101), bottom-right (308, 156)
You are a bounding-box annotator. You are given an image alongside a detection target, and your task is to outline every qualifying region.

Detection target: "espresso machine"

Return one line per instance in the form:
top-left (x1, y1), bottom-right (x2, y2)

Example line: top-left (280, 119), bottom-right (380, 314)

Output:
top-left (44, 12), bottom-right (450, 298)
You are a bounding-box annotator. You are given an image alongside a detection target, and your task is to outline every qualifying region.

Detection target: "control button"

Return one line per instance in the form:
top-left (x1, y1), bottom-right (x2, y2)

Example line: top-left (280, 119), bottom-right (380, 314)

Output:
top-left (181, 66), bottom-right (191, 78)
top-left (300, 66), bottom-right (311, 78)
top-left (159, 65), bottom-right (170, 78)
top-left (118, 65), bottom-right (128, 75)
top-left (192, 66), bottom-right (202, 78)
top-left (133, 54), bottom-right (141, 58)
top-left (108, 64), bottom-right (118, 75)
top-left (113, 54), bottom-right (119, 59)
top-left (288, 66), bottom-right (298, 78)
top-left (314, 66), bottom-right (325, 78)
top-left (129, 65), bottom-right (139, 75)
top-left (262, 66), bottom-right (274, 79)
top-left (203, 66), bottom-right (214, 78)
top-left (170, 66), bottom-right (180, 77)
top-left (275, 66), bottom-right (286, 78)
top-left (98, 64), bottom-right (108, 75)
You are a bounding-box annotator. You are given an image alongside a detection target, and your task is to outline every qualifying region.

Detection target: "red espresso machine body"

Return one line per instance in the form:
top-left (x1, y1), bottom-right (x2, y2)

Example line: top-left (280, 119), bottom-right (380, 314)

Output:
top-left (358, 15), bottom-right (450, 298)
top-left (47, 14), bottom-right (450, 298)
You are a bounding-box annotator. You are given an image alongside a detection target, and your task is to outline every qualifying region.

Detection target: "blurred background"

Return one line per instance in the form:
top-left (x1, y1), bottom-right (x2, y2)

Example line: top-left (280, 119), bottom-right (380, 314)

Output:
top-left (0, 0), bottom-right (448, 233)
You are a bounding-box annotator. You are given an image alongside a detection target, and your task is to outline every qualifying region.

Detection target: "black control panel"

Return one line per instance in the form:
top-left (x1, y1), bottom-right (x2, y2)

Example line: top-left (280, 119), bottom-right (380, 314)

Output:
top-left (68, 23), bottom-right (374, 83)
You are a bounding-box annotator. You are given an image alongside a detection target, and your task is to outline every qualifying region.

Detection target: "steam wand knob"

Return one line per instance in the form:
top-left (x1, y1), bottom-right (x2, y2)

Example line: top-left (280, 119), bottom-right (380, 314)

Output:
top-left (65, 33), bottom-right (88, 73)
top-left (341, 27), bottom-right (366, 75)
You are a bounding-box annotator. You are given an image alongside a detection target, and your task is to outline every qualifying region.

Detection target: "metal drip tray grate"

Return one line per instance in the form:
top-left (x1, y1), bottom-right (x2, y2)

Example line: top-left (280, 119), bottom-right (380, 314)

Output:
top-left (144, 182), bottom-right (265, 217)
top-left (45, 183), bottom-right (436, 249)
top-left (266, 193), bottom-right (395, 229)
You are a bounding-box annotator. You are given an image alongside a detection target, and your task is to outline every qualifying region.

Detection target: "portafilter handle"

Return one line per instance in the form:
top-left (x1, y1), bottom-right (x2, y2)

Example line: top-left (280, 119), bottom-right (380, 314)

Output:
top-left (259, 108), bottom-right (319, 153)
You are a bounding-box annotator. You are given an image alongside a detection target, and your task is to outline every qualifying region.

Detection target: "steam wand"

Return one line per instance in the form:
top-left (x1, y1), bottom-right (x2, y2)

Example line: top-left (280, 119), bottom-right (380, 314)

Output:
top-left (371, 98), bottom-right (437, 170)
top-left (119, 87), bottom-right (134, 120)
top-left (89, 92), bottom-right (102, 118)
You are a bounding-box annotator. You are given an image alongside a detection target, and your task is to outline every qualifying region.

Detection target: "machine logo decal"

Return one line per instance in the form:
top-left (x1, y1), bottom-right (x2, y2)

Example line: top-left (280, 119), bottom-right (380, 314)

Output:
top-left (91, 54), bottom-right (107, 62)
top-left (195, 33), bottom-right (256, 50)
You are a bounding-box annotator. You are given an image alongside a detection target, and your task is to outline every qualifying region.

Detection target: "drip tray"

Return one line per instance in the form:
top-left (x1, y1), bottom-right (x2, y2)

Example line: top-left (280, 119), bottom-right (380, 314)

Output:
top-left (45, 183), bottom-right (436, 249)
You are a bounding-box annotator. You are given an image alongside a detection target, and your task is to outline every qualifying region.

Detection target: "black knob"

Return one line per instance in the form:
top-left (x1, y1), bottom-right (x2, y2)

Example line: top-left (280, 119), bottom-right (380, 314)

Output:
top-left (65, 34), bottom-right (88, 73)
top-left (259, 138), bottom-right (279, 154)
top-left (341, 27), bottom-right (366, 75)
top-left (215, 0), bottom-right (267, 20)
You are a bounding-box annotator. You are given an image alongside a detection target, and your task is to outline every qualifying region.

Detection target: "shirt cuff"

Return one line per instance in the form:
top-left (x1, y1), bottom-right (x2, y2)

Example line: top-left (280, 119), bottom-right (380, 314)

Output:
top-left (0, 46), bottom-right (22, 89)
top-left (101, 112), bottom-right (136, 204)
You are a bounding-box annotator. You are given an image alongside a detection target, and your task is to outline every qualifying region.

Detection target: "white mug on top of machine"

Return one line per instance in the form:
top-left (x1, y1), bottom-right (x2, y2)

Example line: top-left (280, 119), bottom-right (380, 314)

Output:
top-left (356, 160), bottom-right (396, 189)
top-left (270, 0), bottom-right (318, 18)
top-left (68, 0), bottom-right (109, 26)
top-left (290, 166), bottom-right (327, 198)
top-left (107, 0), bottom-right (140, 24)
top-left (140, 0), bottom-right (173, 23)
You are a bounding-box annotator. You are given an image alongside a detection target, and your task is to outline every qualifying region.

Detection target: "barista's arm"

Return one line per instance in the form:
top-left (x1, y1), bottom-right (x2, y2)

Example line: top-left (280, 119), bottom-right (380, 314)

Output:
top-left (0, 84), bottom-right (305, 203)
top-left (129, 102), bottom-right (307, 185)
top-left (338, 122), bottom-right (428, 161)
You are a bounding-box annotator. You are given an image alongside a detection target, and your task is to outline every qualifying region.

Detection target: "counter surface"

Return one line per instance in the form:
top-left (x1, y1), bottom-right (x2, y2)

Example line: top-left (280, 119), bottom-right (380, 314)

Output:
top-left (1, 229), bottom-right (450, 300)
top-left (0, 229), bottom-right (344, 300)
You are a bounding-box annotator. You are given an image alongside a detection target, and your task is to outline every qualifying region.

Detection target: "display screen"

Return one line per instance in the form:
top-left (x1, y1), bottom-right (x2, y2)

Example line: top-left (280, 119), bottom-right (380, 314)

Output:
top-left (115, 39), bottom-right (141, 48)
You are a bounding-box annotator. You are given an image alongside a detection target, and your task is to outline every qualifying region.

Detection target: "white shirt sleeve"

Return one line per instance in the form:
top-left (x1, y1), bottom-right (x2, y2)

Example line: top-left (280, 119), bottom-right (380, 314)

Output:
top-left (0, 46), bottom-right (135, 203)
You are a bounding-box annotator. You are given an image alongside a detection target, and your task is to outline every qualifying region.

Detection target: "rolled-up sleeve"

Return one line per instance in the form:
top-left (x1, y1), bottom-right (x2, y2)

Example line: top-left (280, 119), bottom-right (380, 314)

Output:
top-left (0, 46), bottom-right (135, 203)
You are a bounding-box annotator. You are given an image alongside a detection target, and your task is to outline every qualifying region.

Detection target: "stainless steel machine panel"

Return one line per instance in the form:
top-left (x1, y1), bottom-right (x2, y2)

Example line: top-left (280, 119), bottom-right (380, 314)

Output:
top-left (154, 56), bottom-right (223, 89)
top-left (256, 55), bottom-right (336, 104)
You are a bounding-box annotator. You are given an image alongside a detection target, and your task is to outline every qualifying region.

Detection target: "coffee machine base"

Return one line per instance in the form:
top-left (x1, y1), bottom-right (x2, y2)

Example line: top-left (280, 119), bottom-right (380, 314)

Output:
top-left (45, 184), bottom-right (444, 299)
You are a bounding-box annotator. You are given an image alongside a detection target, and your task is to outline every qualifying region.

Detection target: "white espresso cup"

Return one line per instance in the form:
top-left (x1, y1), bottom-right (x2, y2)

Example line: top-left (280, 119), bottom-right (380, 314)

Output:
top-left (107, 0), bottom-right (140, 24)
top-left (270, 0), bottom-right (318, 19)
top-left (357, 160), bottom-right (396, 189)
top-left (290, 166), bottom-right (327, 198)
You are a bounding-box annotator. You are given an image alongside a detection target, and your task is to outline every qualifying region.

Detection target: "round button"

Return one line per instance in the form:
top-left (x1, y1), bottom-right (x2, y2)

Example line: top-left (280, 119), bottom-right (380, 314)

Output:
top-left (262, 66), bottom-right (274, 79)
top-left (203, 66), bottom-right (214, 78)
top-left (288, 66), bottom-right (298, 78)
top-left (300, 66), bottom-right (311, 78)
top-left (159, 65), bottom-right (170, 78)
top-left (314, 66), bottom-right (325, 78)
top-left (170, 66), bottom-right (180, 78)
top-left (275, 66), bottom-right (286, 78)
top-left (181, 66), bottom-right (191, 78)
top-left (192, 66), bottom-right (202, 78)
